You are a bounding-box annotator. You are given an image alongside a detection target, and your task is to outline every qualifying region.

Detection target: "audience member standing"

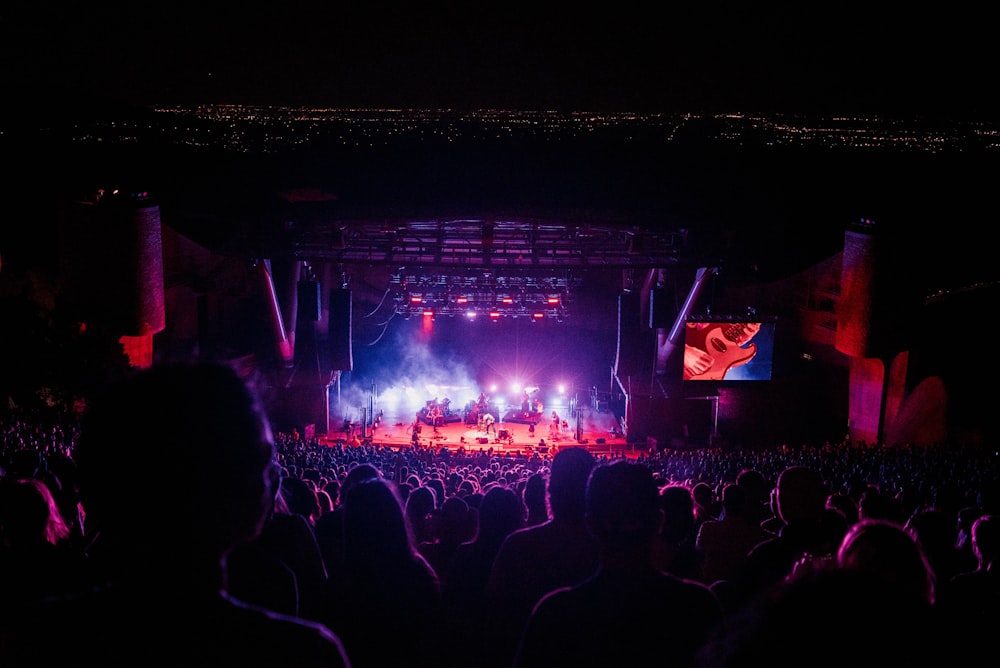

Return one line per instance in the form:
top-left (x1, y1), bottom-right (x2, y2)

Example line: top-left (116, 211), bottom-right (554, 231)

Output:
top-left (0, 362), bottom-right (351, 666)
top-left (652, 484), bottom-right (705, 581)
top-left (227, 472), bottom-right (329, 622)
top-left (692, 481), bottom-right (720, 528)
top-left (442, 485), bottom-right (525, 667)
top-left (697, 482), bottom-right (766, 587)
top-left (404, 484), bottom-right (439, 545)
top-left (485, 447), bottom-right (598, 668)
top-left (322, 477), bottom-right (442, 668)
top-left (313, 462), bottom-right (381, 577)
top-left (729, 465), bottom-right (847, 609)
top-left (513, 460), bottom-right (723, 668)
top-left (735, 468), bottom-right (772, 527)
top-left (0, 477), bottom-right (89, 622)
top-left (522, 471), bottom-right (550, 527)
top-left (905, 505), bottom-right (977, 586)
top-left (698, 518), bottom-right (938, 667)
top-left (936, 513), bottom-right (999, 662)
top-left (417, 494), bottom-right (475, 590)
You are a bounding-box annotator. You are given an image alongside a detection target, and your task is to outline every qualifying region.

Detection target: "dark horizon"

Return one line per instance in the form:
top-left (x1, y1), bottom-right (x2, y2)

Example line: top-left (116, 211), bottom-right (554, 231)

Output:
top-left (5, 4), bottom-right (999, 119)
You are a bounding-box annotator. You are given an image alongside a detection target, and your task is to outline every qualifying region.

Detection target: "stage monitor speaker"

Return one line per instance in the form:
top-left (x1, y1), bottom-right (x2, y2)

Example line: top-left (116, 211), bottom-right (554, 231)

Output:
top-left (328, 288), bottom-right (354, 371)
top-left (477, 437), bottom-right (490, 444)
top-left (596, 438), bottom-right (606, 444)
top-left (498, 429), bottom-right (510, 439)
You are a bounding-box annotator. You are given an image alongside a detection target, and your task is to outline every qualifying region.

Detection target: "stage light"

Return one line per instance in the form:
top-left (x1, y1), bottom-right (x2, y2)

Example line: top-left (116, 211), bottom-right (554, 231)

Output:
top-left (547, 296), bottom-right (560, 305)
top-left (489, 311), bottom-right (500, 320)
top-left (456, 296), bottom-right (468, 304)
top-left (422, 309), bottom-right (434, 318)
top-left (532, 312), bottom-right (544, 320)
top-left (410, 295), bottom-right (423, 304)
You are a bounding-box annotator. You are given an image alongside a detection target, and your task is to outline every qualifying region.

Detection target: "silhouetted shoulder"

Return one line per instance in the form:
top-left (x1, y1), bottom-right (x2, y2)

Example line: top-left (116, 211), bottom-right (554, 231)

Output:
top-left (4, 589), bottom-right (351, 667)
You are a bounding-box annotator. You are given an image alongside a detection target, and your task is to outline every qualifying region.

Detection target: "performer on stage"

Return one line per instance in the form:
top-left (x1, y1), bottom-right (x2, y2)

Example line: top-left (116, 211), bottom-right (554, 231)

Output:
top-left (482, 412), bottom-right (497, 436)
top-left (429, 402), bottom-right (443, 433)
top-left (411, 413), bottom-right (423, 446)
top-left (548, 411), bottom-right (561, 441)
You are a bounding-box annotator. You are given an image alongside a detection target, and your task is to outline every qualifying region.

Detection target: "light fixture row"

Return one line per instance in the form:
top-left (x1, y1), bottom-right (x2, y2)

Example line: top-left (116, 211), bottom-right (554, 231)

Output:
top-left (395, 304), bottom-right (567, 320)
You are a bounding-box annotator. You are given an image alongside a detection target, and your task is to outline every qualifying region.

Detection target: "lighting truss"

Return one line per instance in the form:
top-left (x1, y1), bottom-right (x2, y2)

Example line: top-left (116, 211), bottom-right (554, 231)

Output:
top-left (390, 270), bottom-right (578, 320)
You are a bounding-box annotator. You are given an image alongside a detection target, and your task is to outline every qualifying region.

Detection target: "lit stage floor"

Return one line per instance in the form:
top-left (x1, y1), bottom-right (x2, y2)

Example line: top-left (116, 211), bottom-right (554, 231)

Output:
top-left (322, 406), bottom-right (633, 457)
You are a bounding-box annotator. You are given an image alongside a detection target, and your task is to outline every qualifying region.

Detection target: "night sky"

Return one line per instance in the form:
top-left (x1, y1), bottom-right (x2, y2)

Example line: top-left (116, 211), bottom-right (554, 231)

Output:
top-left (3, 3), bottom-right (997, 117)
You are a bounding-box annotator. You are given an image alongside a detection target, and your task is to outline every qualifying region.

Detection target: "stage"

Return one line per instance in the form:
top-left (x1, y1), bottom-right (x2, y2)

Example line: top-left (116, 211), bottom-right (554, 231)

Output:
top-left (323, 405), bottom-right (633, 458)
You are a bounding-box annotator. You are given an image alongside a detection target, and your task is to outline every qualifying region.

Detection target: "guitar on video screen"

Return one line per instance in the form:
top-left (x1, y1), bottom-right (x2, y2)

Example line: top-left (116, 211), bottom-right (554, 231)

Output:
top-left (683, 322), bottom-right (759, 380)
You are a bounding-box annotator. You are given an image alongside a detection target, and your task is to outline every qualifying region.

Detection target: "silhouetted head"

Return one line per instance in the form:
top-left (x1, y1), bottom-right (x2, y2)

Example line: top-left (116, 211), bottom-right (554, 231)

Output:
top-left (477, 485), bottom-right (525, 546)
top-left (837, 518), bottom-right (935, 606)
top-left (431, 495), bottom-right (475, 544)
top-left (971, 514), bottom-right (997, 566)
top-left (776, 466), bottom-right (828, 525)
top-left (523, 471), bottom-right (549, 517)
top-left (343, 478), bottom-right (414, 567)
top-left (547, 447), bottom-right (596, 519)
top-left (719, 482), bottom-right (748, 519)
top-left (586, 460), bottom-right (661, 550)
top-left (75, 362), bottom-right (277, 568)
top-left (0, 477), bottom-right (69, 545)
top-left (658, 484), bottom-right (695, 543)
top-left (405, 485), bottom-right (437, 521)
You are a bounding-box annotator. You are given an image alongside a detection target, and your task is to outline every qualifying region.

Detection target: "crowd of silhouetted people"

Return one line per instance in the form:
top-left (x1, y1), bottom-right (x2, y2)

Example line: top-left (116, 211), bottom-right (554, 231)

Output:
top-left (2, 362), bottom-right (998, 666)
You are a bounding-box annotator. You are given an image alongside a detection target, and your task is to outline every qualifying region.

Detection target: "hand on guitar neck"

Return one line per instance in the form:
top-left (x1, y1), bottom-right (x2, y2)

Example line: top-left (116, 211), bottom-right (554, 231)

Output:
top-left (683, 322), bottom-right (761, 380)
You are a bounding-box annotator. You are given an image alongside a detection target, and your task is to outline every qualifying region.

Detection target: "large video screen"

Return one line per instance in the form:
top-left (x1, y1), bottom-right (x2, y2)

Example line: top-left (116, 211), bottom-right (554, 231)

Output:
top-left (682, 319), bottom-right (775, 381)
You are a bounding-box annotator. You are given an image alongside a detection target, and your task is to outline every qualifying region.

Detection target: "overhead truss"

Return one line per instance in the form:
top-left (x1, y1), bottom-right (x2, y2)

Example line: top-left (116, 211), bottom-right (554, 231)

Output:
top-left (288, 218), bottom-right (686, 269)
